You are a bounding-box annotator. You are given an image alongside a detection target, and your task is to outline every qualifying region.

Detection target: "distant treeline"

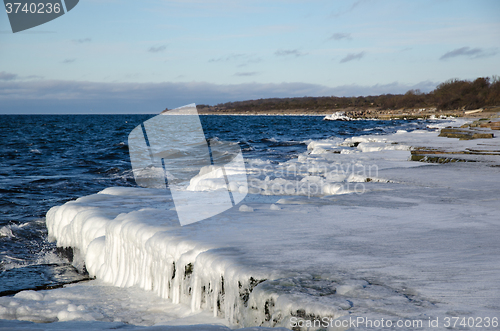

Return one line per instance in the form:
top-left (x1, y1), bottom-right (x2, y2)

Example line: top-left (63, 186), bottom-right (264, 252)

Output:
top-left (198, 76), bottom-right (500, 112)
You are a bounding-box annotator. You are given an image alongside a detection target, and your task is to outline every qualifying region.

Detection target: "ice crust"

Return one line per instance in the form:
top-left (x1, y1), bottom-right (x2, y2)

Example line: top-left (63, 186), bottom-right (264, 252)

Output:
top-left (3, 118), bottom-right (500, 330)
top-left (43, 189), bottom-right (349, 328)
top-left (0, 281), bottom-right (289, 330)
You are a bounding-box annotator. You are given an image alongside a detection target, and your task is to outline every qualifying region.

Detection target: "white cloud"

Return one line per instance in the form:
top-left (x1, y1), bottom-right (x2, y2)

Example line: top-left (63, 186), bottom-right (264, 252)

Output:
top-left (209, 54), bottom-right (245, 62)
top-left (275, 49), bottom-right (306, 57)
top-left (72, 38), bottom-right (91, 43)
top-left (0, 72), bottom-right (17, 81)
top-left (234, 72), bottom-right (259, 77)
top-left (440, 47), bottom-right (498, 60)
top-left (148, 45), bottom-right (167, 53)
top-left (340, 51), bottom-right (365, 63)
top-left (329, 33), bottom-right (351, 41)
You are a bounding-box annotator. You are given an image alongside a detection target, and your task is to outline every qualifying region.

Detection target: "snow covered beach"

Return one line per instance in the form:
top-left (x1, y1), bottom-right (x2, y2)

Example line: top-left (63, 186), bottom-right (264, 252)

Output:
top-left (2, 118), bottom-right (500, 330)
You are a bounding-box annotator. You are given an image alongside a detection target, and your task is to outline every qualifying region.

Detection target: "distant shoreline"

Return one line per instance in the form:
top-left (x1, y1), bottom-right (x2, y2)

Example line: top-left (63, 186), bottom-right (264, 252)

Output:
top-left (196, 107), bottom-right (500, 120)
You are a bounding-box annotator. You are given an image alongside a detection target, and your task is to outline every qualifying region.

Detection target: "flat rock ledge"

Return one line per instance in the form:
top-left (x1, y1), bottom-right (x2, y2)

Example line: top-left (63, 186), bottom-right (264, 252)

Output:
top-left (438, 127), bottom-right (495, 140)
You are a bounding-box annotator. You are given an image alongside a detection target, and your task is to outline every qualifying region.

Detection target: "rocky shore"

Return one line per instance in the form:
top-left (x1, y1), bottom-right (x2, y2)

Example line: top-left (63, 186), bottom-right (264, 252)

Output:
top-left (410, 115), bottom-right (500, 164)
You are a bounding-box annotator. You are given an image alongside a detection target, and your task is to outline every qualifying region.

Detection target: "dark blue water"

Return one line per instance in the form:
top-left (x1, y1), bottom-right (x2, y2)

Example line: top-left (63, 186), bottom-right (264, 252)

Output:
top-left (0, 114), bottom-right (434, 294)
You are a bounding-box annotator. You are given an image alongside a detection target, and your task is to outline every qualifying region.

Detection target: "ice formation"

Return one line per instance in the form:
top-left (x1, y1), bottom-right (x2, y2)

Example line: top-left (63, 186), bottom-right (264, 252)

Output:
top-left (44, 187), bottom-right (350, 328)
top-left (5, 118), bottom-right (499, 330)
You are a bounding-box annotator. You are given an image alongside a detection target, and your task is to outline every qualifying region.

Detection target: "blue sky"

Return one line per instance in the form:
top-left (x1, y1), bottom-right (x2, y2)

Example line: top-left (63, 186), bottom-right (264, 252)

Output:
top-left (1, 0), bottom-right (499, 113)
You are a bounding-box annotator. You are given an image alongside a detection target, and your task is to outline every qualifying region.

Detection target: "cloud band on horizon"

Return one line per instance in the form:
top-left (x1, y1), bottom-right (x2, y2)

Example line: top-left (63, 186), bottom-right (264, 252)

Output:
top-left (0, 77), bottom-right (438, 114)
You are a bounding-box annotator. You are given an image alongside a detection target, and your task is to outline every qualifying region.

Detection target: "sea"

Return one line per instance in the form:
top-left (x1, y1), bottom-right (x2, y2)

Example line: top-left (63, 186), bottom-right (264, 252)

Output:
top-left (0, 114), bottom-right (434, 297)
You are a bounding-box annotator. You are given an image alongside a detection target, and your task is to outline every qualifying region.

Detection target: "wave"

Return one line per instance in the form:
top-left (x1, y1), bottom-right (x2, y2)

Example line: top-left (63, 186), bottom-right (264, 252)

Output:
top-left (323, 112), bottom-right (354, 121)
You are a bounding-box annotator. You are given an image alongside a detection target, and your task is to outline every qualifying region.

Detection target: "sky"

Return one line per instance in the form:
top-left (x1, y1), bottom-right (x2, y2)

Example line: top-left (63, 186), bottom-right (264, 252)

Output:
top-left (0, 0), bottom-right (499, 114)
